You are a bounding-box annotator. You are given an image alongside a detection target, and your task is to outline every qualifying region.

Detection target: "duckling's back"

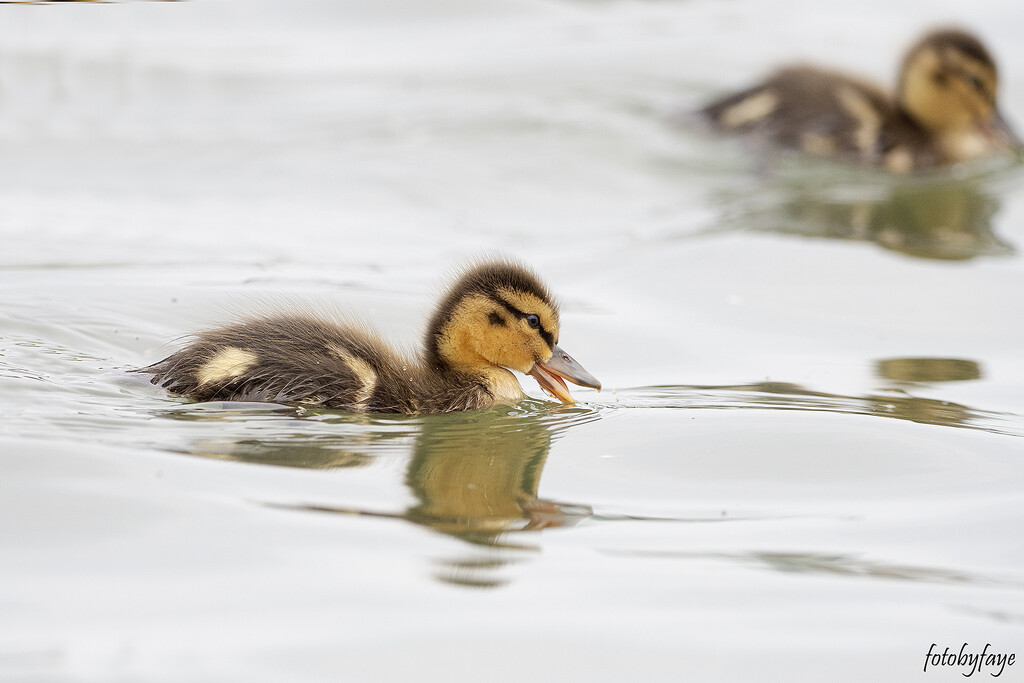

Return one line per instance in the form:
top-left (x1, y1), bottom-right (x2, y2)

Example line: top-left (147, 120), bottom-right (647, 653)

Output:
top-left (142, 315), bottom-right (420, 413)
top-left (701, 66), bottom-right (936, 170)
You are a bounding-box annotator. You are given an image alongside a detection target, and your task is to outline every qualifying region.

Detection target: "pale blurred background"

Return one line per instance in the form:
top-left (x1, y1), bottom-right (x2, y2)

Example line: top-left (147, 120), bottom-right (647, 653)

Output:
top-left (2, 1), bottom-right (1023, 681)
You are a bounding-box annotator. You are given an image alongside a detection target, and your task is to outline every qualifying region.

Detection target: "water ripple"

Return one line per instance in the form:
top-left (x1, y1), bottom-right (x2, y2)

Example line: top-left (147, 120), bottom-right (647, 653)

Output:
top-left (597, 381), bottom-right (1024, 437)
top-left (604, 549), bottom-right (1024, 589)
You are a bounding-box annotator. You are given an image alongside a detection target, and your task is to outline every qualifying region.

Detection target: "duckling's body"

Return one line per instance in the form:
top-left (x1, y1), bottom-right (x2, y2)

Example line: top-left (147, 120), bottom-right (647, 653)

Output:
top-left (139, 262), bottom-right (599, 414)
top-left (700, 29), bottom-right (1020, 171)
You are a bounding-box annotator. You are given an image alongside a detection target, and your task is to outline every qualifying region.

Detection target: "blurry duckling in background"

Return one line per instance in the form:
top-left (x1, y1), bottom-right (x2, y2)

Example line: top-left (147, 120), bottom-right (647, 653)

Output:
top-left (138, 261), bottom-right (600, 414)
top-left (700, 28), bottom-right (1022, 171)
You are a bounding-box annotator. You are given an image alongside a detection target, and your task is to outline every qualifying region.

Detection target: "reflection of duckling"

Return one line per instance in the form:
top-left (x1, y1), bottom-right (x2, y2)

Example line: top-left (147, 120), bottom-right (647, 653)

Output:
top-left (139, 261), bottom-right (600, 413)
top-left (701, 28), bottom-right (1021, 170)
top-left (254, 407), bottom-right (598, 586)
top-left (404, 411), bottom-right (591, 547)
top-left (876, 357), bottom-right (982, 383)
top-left (772, 178), bottom-right (1009, 260)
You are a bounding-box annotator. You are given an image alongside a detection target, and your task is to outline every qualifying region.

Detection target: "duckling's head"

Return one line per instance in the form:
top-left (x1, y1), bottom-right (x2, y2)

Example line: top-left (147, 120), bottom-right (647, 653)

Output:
top-left (897, 28), bottom-right (1021, 161)
top-left (425, 261), bottom-right (600, 403)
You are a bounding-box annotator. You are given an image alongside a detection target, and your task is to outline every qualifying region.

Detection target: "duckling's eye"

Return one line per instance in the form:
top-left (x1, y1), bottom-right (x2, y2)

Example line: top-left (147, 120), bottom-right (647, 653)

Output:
top-left (968, 75), bottom-right (986, 94)
top-left (526, 314), bottom-right (540, 329)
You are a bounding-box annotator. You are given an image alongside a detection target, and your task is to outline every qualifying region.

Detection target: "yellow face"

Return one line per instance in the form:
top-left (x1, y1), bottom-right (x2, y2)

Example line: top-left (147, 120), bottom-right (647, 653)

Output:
top-left (900, 45), bottom-right (999, 134)
top-left (435, 288), bottom-right (559, 374)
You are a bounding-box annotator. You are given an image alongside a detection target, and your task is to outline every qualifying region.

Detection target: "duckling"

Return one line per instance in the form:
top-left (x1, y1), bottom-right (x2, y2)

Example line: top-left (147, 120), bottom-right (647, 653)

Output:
top-left (138, 261), bottom-right (600, 414)
top-left (700, 28), bottom-right (1021, 171)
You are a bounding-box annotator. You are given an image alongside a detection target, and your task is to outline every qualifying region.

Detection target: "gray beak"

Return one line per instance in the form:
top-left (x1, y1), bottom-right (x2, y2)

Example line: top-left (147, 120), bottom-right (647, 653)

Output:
top-left (985, 109), bottom-right (1024, 155)
top-left (527, 344), bottom-right (601, 404)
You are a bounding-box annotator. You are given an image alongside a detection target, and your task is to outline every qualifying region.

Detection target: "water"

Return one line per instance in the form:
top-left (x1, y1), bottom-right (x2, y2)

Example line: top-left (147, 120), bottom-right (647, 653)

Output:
top-left (2, 0), bottom-right (1023, 680)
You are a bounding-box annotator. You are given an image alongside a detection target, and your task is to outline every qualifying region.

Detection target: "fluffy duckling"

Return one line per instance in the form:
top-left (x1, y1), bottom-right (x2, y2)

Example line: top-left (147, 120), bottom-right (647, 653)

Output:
top-left (138, 261), bottom-right (600, 414)
top-left (700, 28), bottom-right (1021, 171)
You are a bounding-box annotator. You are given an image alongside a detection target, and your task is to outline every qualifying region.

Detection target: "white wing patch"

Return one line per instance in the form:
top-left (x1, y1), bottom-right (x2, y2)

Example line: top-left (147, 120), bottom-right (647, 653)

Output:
top-left (719, 90), bottom-right (779, 128)
top-left (836, 86), bottom-right (881, 157)
top-left (330, 345), bottom-right (378, 406)
top-left (197, 348), bottom-right (257, 386)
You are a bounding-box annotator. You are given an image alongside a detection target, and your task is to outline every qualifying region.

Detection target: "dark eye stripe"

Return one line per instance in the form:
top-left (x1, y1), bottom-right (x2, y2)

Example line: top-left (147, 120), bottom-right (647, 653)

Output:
top-left (494, 297), bottom-right (525, 319)
top-left (945, 64), bottom-right (994, 101)
top-left (495, 298), bottom-right (555, 350)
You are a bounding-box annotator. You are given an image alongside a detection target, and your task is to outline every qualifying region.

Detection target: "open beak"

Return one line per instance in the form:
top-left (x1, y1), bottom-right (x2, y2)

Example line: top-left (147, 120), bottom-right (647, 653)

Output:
top-left (982, 109), bottom-right (1024, 155)
top-left (527, 344), bottom-right (601, 404)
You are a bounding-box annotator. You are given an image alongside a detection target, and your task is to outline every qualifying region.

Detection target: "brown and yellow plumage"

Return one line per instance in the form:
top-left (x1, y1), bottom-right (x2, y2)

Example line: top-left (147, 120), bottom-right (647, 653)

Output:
top-left (138, 261), bottom-right (600, 414)
top-left (700, 28), bottom-right (1021, 171)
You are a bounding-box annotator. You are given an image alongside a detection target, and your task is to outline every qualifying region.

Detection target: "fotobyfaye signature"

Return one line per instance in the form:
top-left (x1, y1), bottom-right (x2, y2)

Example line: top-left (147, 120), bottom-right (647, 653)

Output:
top-left (924, 643), bottom-right (1016, 677)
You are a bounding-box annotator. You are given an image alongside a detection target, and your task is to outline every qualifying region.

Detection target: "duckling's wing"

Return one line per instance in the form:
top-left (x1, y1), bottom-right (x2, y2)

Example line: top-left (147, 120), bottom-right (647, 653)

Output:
top-left (702, 66), bottom-right (905, 163)
top-left (141, 315), bottom-right (417, 413)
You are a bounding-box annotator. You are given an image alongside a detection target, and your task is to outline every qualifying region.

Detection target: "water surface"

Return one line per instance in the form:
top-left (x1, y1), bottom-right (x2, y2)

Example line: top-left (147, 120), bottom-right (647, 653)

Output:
top-left (2, 0), bottom-right (1023, 681)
